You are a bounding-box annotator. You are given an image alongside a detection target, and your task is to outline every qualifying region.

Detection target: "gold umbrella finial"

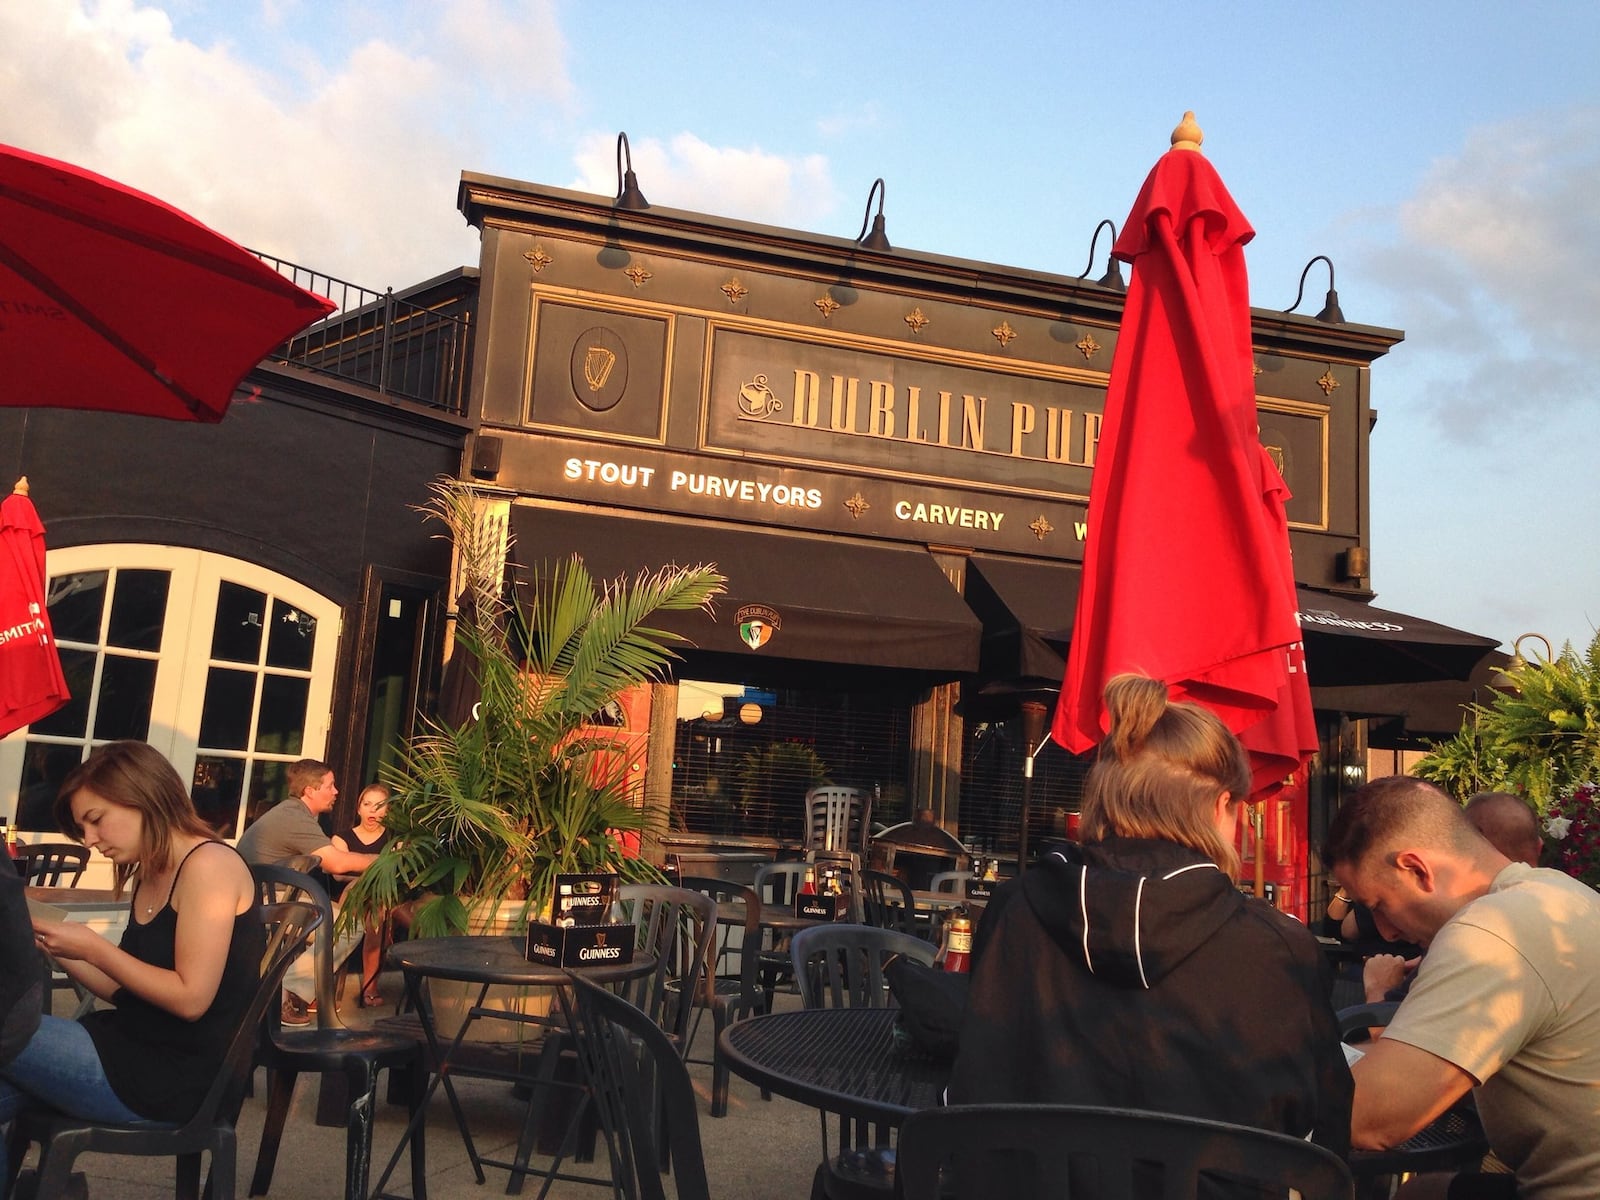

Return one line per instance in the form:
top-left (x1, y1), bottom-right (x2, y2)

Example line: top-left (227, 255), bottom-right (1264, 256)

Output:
top-left (1171, 111), bottom-right (1204, 152)
top-left (12, 477), bottom-right (29, 497)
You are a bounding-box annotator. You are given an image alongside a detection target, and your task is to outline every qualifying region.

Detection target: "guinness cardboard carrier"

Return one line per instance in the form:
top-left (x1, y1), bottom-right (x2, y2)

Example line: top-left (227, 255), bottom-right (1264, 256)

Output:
top-left (525, 872), bottom-right (635, 967)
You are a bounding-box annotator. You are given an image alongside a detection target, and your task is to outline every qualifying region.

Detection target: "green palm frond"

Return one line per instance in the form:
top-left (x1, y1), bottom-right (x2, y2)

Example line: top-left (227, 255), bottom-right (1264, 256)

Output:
top-left (338, 479), bottom-right (725, 940)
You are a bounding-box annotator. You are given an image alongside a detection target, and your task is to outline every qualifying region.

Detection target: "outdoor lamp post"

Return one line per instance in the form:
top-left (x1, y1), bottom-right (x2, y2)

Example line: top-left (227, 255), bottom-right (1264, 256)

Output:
top-left (1494, 632), bottom-right (1555, 691)
top-left (1016, 700), bottom-right (1050, 869)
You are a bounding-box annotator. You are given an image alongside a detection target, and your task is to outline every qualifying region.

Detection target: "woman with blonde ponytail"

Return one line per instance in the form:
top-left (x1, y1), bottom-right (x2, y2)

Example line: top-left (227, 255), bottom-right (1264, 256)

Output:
top-left (949, 674), bottom-right (1352, 1169)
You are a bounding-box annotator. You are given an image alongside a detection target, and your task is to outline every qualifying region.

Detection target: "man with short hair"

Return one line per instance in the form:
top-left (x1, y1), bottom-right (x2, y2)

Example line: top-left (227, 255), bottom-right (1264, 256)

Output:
top-left (238, 759), bottom-right (377, 1024)
top-left (1464, 792), bottom-right (1544, 869)
top-left (237, 760), bottom-right (378, 876)
top-left (1325, 775), bottom-right (1600, 1199)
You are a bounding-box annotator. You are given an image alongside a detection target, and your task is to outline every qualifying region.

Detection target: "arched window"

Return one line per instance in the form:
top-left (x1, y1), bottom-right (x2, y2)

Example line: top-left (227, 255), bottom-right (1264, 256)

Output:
top-left (1, 545), bottom-right (339, 843)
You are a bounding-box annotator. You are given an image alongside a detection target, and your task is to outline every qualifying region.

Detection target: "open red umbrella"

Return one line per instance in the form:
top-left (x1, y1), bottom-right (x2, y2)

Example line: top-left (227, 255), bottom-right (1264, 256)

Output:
top-left (0, 478), bottom-right (69, 738)
top-left (1053, 114), bottom-right (1317, 801)
top-left (0, 141), bottom-right (334, 422)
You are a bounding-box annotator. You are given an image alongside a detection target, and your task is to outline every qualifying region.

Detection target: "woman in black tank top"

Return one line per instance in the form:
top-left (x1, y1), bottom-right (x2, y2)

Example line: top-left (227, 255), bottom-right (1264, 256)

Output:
top-left (0, 741), bottom-right (265, 1177)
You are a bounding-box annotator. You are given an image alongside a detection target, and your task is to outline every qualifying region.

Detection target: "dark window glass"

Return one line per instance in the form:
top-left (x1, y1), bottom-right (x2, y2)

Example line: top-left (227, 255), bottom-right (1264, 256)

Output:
top-left (246, 761), bottom-right (287, 828)
top-left (16, 743), bottom-right (86, 832)
top-left (46, 571), bottom-right (108, 644)
top-left (106, 569), bottom-right (170, 651)
top-left (210, 581), bottom-right (266, 665)
top-left (255, 676), bottom-right (309, 756)
top-left (92, 654), bottom-right (157, 741)
top-left (28, 648), bottom-right (96, 737)
top-left (191, 756), bottom-right (244, 838)
top-left (265, 599), bottom-right (316, 672)
top-left (197, 667), bottom-right (257, 750)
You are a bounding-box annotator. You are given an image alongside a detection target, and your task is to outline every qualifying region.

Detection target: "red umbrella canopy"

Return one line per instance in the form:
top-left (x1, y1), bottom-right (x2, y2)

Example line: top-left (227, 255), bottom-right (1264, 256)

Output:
top-left (1053, 114), bottom-right (1316, 799)
top-left (0, 142), bottom-right (335, 422)
top-left (0, 478), bottom-right (69, 738)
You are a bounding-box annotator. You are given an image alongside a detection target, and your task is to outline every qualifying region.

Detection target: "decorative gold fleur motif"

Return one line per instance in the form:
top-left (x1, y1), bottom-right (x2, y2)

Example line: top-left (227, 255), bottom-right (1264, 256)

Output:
top-left (624, 264), bottom-right (653, 289)
top-left (814, 294), bottom-right (841, 320)
top-left (1075, 333), bottom-right (1101, 360)
top-left (1252, 361), bottom-right (1263, 377)
top-left (992, 321), bottom-right (1018, 348)
top-left (1029, 515), bottom-right (1054, 540)
top-left (904, 307), bottom-right (930, 335)
top-left (844, 493), bottom-right (870, 519)
top-left (721, 278), bottom-right (749, 305)
top-left (523, 245), bottom-right (553, 273)
top-left (1317, 367), bottom-right (1340, 395)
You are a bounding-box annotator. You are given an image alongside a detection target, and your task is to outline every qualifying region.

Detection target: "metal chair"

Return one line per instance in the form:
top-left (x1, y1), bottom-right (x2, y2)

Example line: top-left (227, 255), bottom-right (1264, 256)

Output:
top-left (245, 864), bottom-right (428, 1200)
top-left (561, 973), bottom-right (712, 1200)
top-left (5, 901), bottom-right (321, 1200)
top-left (15, 843), bottom-right (89, 887)
top-left (805, 787), bottom-right (869, 856)
top-left (896, 1103), bottom-right (1355, 1200)
top-left (677, 876), bottom-right (765, 1117)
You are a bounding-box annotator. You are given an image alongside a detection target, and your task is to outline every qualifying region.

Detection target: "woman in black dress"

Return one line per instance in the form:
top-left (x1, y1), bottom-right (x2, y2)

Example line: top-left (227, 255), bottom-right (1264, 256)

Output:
top-left (332, 783), bottom-right (392, 1007)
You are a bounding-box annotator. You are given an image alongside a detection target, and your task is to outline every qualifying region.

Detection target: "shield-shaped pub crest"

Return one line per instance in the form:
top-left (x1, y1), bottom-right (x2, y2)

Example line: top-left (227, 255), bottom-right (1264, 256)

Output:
top-left (735, 604), bottom-right (781, 651)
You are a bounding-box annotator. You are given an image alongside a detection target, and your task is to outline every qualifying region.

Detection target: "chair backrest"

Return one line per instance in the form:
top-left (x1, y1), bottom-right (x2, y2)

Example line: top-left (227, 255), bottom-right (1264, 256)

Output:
top-left (928, 870), bottom-right (968, 895)
top-left (17, 843), bottom-right (89, 887)
top-left (174, 900), bottom-right (321, 1141)
top-left (612, 884), bottom-right (716, 1052)
top-left (561, 973), bottom-right (711, 1200)
top-left (677, 876), bottom-right (761, 1004)
top-left (896, 1103), bottom-right (1354, 1200)
top-left (752, 860), bottom-right (812, 910)
top-left (1337, 1000), bottom-right (1400, 1045)
top-left (248, 862), bottom-right (339, 1028)
top-left (805, 787), bottom-right (868, 854)
top-left (790, 922), bottom-right (936, 1009)
top-left (859, 869), bottom-right (916, 936)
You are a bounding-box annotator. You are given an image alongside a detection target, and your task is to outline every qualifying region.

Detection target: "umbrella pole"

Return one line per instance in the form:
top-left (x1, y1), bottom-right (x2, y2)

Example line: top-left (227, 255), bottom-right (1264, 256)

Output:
top-left (1252, 804), bottom-right (1266, 899)
top-left (1017, 702), bottom-right (1049, 871)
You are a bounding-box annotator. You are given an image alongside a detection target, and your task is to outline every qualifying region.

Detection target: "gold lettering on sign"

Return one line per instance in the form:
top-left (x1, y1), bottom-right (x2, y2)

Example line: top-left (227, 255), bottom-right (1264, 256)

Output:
top-left (584, 346), bottom-right (617, 392)
top-left (755, 367), bottom-right (1115, 472)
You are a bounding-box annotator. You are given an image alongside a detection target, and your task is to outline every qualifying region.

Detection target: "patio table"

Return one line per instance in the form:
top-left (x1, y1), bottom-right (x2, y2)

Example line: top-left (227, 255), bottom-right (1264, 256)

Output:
top-left (369, 935), bottom-right (654, 1200)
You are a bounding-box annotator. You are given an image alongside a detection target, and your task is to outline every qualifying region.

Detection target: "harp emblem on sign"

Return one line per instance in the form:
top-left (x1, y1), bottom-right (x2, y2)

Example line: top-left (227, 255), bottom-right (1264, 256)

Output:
top-left (583, 345), bottom-right (617, 392)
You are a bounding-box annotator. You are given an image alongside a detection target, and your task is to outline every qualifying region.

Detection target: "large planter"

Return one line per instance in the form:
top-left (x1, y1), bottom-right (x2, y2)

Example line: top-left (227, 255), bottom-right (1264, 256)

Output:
top-left (424, 899), bottom-right (555, 1044)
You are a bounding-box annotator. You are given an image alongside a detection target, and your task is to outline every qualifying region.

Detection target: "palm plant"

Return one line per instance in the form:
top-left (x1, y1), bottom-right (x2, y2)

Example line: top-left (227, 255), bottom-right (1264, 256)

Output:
top-left (340, 480), bottom-right (724, 938)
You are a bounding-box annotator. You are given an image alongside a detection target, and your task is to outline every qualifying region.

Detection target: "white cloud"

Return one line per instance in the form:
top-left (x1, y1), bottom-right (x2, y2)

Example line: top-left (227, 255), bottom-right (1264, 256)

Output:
top-left (1364, 107), bottom-right (1600, 443)
top-left (0, 0), bottom-right (573, 290)
top-left (567, 131), bottom-right (837, 232)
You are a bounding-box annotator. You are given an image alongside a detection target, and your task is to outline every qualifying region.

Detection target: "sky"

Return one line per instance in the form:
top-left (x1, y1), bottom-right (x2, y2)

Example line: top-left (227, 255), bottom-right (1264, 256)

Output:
top-left (4, 0), bottom-right (1598, 657)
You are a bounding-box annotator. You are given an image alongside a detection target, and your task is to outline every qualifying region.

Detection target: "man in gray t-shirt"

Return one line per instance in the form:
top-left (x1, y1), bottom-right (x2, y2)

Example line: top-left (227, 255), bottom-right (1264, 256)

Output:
top-left (239, 759), bottom-right (379, 1022)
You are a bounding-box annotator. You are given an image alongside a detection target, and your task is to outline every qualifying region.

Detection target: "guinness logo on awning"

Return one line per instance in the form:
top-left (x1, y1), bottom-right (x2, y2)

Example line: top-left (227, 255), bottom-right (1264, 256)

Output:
top-left (570, 326), bottom-right (628, 412)
top-left (735, 604), bottom-right (781, 650)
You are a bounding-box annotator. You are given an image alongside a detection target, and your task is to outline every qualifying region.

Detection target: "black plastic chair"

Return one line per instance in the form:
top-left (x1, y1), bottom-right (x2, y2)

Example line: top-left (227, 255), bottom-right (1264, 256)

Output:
top-left (15, 843), bottom-right (89, 887)
top-left (1336, 1000), bottom-right (1401, 1043)
top-left (858, 870), bottom-right (917, 938)
top-left (677, 876), bottom-right (765, 1117)
top-left (790, 923), bottom-right (935, 1010)
top-left (561, 973), bottom-right (712, 1200)
top-left (4, 901), bottom-right (321, 1200)
top-left (790, 924), bottom-right (938, 1200)
top-left (896, 1103), bottom-right (1355, 1200)
top-left (246, 864), bottom-right (427, 1200)
top-left (506, 883), bottom-right (716, 1189)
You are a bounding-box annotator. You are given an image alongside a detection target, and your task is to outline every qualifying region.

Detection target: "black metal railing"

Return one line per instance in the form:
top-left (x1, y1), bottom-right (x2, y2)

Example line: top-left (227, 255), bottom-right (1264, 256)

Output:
top-left (249, 252), bottom-right (472, 415)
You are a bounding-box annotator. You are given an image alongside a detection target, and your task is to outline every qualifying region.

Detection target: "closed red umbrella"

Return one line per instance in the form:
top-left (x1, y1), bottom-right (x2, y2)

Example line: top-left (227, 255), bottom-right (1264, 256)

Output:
top-left (1053, 114), bottom-right (1316, 801)
top-left (0, 141), bottom-right (334, 422)
top-left (0, 478), bottom-right (69, 738)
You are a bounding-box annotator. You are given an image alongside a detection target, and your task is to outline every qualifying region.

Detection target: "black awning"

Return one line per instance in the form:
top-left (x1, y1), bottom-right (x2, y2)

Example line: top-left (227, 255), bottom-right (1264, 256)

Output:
top-left (1296, 588), bottom-right (1500, 686)
top-left (508, 505), bottom-right (981, 676)
top-left (964, 555), bottom-right (1079, 685)
top-left (1312, 650), bottom-right (1510, 749)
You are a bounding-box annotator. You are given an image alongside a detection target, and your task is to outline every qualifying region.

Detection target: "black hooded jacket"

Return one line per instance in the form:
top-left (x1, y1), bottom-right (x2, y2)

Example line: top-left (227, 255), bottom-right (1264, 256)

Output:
top-left (947, 837), bottom-right (1352, 1157)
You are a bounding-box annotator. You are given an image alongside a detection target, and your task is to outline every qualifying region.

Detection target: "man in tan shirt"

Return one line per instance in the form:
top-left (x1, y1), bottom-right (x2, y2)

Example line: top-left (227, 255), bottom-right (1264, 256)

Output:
top-left (1325, 776), bottom-right (1600, 1200)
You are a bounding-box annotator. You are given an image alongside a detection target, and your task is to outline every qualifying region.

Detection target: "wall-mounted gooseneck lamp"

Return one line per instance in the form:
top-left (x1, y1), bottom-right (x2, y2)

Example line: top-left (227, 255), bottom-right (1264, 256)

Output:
top-left (614, 132), bottom-right (649, 210)
top-left (856, 178), bottom-right (891, 251)
top-left (1079, 219), bottom-right (1126, 291)
top-left (1284, 254), bottom-right (1344, 323)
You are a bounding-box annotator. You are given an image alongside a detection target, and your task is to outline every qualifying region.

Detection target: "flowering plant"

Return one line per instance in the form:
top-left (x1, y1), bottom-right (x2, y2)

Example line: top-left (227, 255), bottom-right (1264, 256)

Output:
top-left (1543, 781), bottom-right (1600, 889)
